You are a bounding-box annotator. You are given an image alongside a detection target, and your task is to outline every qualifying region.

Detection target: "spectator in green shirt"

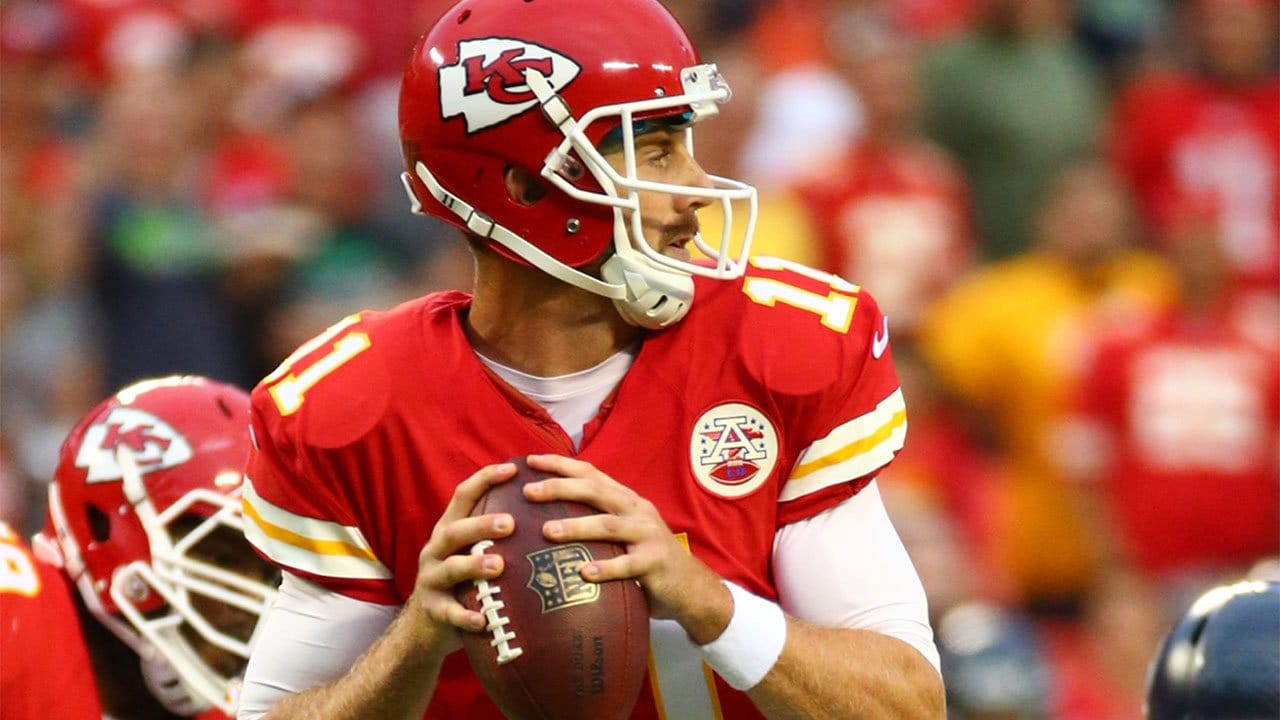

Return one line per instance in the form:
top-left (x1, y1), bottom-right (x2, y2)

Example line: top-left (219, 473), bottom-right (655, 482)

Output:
top-left (922, 0), bottom-right (1104, 259)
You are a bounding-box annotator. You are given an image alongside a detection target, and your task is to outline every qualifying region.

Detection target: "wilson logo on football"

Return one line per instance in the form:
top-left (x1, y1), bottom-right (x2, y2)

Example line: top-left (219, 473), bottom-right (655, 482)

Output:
top-left (75, 407), bottom-right (193, 482)
top-left (439, 38), bottom-right (581, 134)
top-left (689, 403), bottom-right (779, 498)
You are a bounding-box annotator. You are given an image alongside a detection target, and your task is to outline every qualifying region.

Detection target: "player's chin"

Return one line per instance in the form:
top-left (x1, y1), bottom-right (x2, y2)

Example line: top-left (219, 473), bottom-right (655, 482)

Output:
top-left (661, 244), bottom-right (692, 263)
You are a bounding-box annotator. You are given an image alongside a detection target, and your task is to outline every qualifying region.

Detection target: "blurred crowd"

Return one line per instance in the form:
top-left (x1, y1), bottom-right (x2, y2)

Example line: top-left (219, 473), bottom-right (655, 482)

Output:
top-left (1, 0), bottom-right (1276, 717)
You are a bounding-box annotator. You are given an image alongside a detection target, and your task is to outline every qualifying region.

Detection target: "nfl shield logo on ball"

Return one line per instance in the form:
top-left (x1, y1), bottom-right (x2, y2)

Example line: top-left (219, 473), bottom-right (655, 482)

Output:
top-left (689, 402), bottom-right (779, 498)
top-left (526, 544), bottom-right (600, 613)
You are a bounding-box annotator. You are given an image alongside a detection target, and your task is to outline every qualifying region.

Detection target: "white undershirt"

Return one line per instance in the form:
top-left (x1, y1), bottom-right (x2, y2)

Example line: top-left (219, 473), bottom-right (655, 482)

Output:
top-left (475, 348), bottom-right (636, 450)
top-left (236, 355), bottom-right (939, 720)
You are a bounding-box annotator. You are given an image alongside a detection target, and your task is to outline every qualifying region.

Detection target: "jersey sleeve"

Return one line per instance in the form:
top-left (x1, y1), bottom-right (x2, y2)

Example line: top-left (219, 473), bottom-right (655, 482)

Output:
top-left (737, 261), bottom-right (907, 524)
top-left (240, 315), bottom-right (399, 604)
top-left (0, 527), bottom-right (102, 720)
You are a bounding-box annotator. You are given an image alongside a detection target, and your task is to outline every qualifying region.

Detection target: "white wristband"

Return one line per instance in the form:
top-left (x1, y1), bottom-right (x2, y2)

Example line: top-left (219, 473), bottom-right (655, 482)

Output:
top-left (697, 581), bottom-right (788, 691)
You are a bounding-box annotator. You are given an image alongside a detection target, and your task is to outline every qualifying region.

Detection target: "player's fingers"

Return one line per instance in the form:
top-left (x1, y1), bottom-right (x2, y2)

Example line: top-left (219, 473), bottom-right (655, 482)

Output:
top-left (543, 513), bottom-right (647, 545)
top-left (523, 474), bottom-right (638, 515)
top-left (423, 595), bottom-right (488, 633)
top-left (440, 463), bottom-right (517, 523)
top-left (424, 514), bottom-right (513, 559)
top-left (576, 553), bottom-right (647, 583)
top-left (445, 602), bottom-right (490, 633)
top-left (421, 550), bottom-right (504, 591)
top-left (526, 453), bottom-right (603, 480)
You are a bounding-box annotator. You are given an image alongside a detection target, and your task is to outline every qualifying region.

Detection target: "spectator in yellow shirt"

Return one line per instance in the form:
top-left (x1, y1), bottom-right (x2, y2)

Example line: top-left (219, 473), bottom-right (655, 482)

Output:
top-left (917, 160), bottom-right (1177, 612)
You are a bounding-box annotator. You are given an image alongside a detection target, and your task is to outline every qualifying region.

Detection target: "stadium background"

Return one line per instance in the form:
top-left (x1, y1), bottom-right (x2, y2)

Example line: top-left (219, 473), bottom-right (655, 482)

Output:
top-left (1, 0), bottom-right (1276, 717)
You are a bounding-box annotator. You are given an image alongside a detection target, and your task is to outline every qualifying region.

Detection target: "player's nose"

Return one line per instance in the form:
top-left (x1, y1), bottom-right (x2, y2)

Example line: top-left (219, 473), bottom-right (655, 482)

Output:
top-left (673, 151), bottom-right (714, 214)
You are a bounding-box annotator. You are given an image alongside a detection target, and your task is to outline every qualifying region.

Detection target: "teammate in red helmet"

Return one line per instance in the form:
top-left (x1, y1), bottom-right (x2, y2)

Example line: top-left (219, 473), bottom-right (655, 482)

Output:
top-left (33, 376), bottom-right (279, 720)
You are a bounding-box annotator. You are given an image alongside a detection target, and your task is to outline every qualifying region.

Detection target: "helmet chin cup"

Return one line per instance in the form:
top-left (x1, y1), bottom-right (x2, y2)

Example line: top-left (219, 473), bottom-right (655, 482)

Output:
top-left (140, 642), bottom-right (209, 716)
top-left (602, 253), bottom-right (693, 329)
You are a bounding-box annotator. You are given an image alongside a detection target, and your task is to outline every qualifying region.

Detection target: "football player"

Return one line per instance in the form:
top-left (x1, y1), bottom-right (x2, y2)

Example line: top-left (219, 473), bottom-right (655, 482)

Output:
top-left (1146, 580), bottom-right (1280, 719)
top-left (33, 376), bottom-right (279, 719)
top-left (237, 1), bottom-right (944, 719)
top-left (0, 523), bottom-right (102, 720)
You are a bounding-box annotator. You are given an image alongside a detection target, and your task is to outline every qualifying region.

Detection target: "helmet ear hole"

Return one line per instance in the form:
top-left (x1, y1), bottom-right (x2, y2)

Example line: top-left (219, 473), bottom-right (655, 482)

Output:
top-left (504, 166), bottom-right (548, 206)
top-left (87, 504), bottom-right (113, 542)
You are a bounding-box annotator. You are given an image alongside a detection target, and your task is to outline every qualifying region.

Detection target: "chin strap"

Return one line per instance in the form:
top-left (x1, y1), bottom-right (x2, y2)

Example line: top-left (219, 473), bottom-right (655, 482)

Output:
top-left (601, 252), bottom-right (693, 328)
top-left (401, 163), bottom-right (625, 301)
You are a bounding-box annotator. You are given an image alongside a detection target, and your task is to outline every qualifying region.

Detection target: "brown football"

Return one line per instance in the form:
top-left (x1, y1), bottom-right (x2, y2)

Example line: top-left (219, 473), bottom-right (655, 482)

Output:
top-left (454, 457), bottom-right (650, 720)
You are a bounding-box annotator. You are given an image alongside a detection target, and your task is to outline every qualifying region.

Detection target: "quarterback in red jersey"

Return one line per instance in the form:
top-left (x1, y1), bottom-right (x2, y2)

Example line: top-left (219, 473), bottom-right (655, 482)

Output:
top-left (0, 522), bottom-right (102, 720)
top-left (32, 376), bottom-right (279, 720)
top-left (237, 2), bottom-right (943, 719)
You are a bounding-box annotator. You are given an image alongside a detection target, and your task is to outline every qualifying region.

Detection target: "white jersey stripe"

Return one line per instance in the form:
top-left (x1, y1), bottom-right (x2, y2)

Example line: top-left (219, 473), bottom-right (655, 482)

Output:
top-left (778, 422), bottom-right (907, 502)
top-left (779, 389), bottom-right (908, 502)
top-left (790, 389), bottom-right (906, 480)
top-left (241, 477), bottom-right (392, 580)
top-left (243, 517), bottom-right (393, 580)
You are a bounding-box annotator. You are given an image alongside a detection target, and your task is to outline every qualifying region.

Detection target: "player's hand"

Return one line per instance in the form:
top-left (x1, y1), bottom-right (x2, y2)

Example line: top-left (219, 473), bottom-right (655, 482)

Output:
top-left (523, 454), bottom-right (732, 643)
top-left (408, 462), bottom-right (518, 656)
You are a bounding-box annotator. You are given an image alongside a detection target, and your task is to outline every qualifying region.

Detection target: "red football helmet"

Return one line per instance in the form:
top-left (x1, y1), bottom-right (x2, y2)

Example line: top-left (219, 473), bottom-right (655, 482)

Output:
top-left (399, 0), bottom-right (757, 328)
top-left (33, 376), bottom-right (277, 716)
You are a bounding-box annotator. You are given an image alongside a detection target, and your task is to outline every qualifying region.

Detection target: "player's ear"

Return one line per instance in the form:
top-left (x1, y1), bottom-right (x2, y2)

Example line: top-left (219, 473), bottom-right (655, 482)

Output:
top-left (504, 166), bottom-right (548, 206)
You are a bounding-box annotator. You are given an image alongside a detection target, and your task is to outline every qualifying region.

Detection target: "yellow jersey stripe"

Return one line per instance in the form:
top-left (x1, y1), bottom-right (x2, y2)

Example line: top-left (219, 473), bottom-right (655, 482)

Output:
top-left (241, 498), bottom-right (380, 561)
top-left (790, 408), bottom-right (907, 481)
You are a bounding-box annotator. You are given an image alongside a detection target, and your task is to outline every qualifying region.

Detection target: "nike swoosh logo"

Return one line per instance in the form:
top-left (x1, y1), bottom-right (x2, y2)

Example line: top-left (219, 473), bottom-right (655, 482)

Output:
top-left (872, 316), bottom-right (890, 359)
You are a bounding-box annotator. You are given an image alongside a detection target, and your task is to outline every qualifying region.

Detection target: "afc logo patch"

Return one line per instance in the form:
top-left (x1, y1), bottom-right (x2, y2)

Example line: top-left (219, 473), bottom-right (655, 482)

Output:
top-left (74, 407), bottom-right (193, 482)
top-left (526, 543), bottom-right (599, 613)
top-left (439, 38), bottom-right (581, 133)
top-left (689, 403), bottom-right (779, 498)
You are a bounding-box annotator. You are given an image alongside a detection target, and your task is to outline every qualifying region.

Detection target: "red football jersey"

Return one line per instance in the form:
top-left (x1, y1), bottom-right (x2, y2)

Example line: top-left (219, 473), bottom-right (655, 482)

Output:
top-left (243, 259), bottom-right (906, 719)
top-left (1111, 72), bottom-right (1280, 294)
top-left (1078, 307), bottom-right (1280, 574)
top-left (799, 139), bottom-right (971, 333)
top-left (0, 524), bottom-right (102, 720)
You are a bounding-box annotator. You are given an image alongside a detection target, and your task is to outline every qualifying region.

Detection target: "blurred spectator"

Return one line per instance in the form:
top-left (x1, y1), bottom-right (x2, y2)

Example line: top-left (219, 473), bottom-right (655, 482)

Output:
top-left (936, 602), bottom-right (1054, 719)
top-left (1073, 0), bottom-right (1172, 82)
top-left (1043, 571), bottom-right (1165, 720)
top-left (1065, 204), bottom-right (1279, 587)
top-left (800, 9), bottom-right (972, 335)
top-left (922, 0), bottom-right (1104, 259)
top-left (737, 1), bottom-right (863, 189)
top-left (1110, 0), bottom-right (1279, 304)
top-left (87, 67), bottom-right (253, 389)
top-left (0, 0), bottom-right (103, 533)
top-left (688, 14), bottom-right (823, 268)
top-left (917, 161), bottom-right (1177, 611)
top-left (884, 0), bottom-right (978, 41)
top-left (233, 0), bottom-right (424, 80)
top-left (879, 349), bottom-right (1015, 611)
top-left (61, 0), bottom-right (193, 87)
top-left (258, 95), bottom-right (459, 365)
